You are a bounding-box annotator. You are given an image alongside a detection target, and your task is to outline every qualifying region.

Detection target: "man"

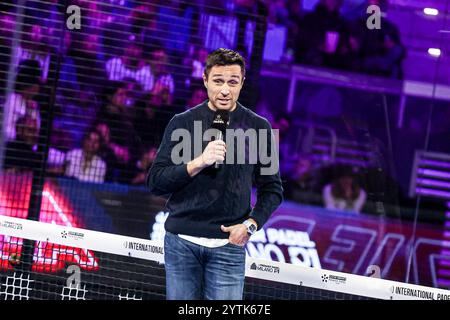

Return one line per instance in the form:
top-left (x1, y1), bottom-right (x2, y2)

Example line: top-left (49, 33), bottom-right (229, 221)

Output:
top-left (147, 48), bottom-right (283, 300)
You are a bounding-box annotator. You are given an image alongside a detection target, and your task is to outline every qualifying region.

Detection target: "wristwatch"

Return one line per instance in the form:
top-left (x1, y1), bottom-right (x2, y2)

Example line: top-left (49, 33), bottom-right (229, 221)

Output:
top-left (243, 219), bottom-right (257, 235)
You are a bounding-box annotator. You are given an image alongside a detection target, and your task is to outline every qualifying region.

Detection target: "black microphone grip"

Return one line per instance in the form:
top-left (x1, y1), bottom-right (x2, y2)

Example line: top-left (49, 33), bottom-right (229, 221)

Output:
top-left (214, 130), bottom-right (224, 169)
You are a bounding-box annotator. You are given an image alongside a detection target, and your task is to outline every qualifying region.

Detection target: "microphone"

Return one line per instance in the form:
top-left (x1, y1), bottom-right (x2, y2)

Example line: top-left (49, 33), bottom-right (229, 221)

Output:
top-left (211, 110), bottom-right (229, 169)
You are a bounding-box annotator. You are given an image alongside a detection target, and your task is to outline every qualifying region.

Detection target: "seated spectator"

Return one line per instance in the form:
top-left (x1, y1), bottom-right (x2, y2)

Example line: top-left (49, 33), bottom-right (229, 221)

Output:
top-left (150, 47), bottom-right (175, 105)
top-left (105, 42), bottom-right (154, 92)
top-left (95, 122), bottom-right (130, 183)
top-left (3, 60), bottom-right (42, 142)
top-left (128, 146), bottom-right (158, 185)
top-left (284, 153), bottom-right (323, 204)
top-left (4, 116), bottom-right (40, 173)
top-left (134, 89), bottom-right (174, 147)
top-left (322, 165), bottom-right (367, 213)
top-left (294, 0), bottom-right (349, 70)
top-left (64, 130), bottom-right (106, 183)
top-left (96, 80), bottom-right (141, 152)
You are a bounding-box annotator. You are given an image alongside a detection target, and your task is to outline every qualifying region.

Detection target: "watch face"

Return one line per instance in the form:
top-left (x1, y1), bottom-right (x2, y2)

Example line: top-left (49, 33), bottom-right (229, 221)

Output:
top-left (248, 224), bottom-right (256, 234)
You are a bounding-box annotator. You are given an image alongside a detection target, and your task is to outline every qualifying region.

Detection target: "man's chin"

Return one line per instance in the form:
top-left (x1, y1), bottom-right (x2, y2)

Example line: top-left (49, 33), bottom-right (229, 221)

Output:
top-left (212, 102), bottom-right (236, 111)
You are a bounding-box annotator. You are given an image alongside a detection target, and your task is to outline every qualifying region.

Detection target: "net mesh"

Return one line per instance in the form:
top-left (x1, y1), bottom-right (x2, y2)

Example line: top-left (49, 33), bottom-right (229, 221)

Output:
top-left (0, 223), bottom-right (373, 301)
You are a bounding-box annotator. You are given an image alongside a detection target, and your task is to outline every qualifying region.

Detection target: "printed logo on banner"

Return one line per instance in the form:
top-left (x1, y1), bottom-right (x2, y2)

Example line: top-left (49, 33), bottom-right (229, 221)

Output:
top-left (124, 241), bottom-right (163, 254)
top-left (249, 262), bottom-right (280, 274)
top-left (60, 231), bottom-right (84, 241)
top-left (0, 221), bottom-right (23, 231)
top-left (321, 274), bottom-right (346, 285)
top-left (390, 286), bottom-right (450, 300)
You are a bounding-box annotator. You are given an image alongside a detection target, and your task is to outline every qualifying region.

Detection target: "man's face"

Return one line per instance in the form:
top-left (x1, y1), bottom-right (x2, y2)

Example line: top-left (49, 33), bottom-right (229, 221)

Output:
top-left (203, 65), bottom-right (244, 112)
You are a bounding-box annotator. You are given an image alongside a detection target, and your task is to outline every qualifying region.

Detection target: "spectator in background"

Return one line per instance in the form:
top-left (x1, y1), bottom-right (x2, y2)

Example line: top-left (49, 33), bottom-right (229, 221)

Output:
top-left (349, 0), bottom-right (405, 79)
top-left (191, 47), bottom-right (209, 80)
top-left (322, 166), bottom-right (367, 213)
top-left (69, 31), bottom-right (107, 94)
top-left (95, 122), bottom-right (130, 183)
top-left (284, 153), bottom-right (322, 203)
top-left (96, 80), bottom-right (140, 165)
top-left (150, 47), bottom-right (175, 105)
top-left (186, 83), bottom-right (208, 109)
top-left (64, 130), bottom-right (106, 183)
top-left (134, 89), bottom-right (174, 147)
top-left (12, 23), bottom-right (53, 83)
top-left (129, 146), bottom-right (158, 185)
top-left (24, 0), bottom-right (63, 50)
top-left (294, 0), bottom-right (348, 70)
top-left (106, 42), bottom-right (154, 93)
top-left (56, 31), bottom-right (80, 95)
top-left (52, 88), bottom-right (100, 152)
top-left (3, 60), bottom-right (42, 142)
top-left (4, 116), bottom-right (40, 173)
top-left (271, 113), bottom-right (293, 162)
top-left (150, 0), bottom-right (195, 54)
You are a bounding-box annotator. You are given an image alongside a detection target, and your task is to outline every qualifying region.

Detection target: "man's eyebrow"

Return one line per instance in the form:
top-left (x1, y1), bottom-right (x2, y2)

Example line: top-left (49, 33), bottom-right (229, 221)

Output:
top-left (211, 74), bottom-right (241, 79)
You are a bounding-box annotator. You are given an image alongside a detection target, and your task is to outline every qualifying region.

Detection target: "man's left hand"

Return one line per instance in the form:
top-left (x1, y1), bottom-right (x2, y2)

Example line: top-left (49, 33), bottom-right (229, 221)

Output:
top-left (221, 224), bottom-right (249, 247)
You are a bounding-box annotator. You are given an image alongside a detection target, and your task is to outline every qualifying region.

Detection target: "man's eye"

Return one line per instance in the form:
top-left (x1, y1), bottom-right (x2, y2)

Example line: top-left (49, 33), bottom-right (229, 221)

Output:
top-left (214, 80), bottom-right (223, 84)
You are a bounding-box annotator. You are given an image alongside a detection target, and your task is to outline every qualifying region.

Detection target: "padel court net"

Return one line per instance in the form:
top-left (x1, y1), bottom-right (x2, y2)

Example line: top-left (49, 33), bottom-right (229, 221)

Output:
top-left (1, 216), bottom-right (449, 300)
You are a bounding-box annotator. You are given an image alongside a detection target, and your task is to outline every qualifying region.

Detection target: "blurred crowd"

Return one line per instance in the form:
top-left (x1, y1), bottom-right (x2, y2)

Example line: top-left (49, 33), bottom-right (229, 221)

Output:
top-left (0, 0), bottom-right (406, 214)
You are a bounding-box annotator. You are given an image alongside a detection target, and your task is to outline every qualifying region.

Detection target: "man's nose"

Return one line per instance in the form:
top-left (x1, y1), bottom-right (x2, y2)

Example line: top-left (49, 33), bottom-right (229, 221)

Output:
top-left (220, 86), bottom-right (230, 95)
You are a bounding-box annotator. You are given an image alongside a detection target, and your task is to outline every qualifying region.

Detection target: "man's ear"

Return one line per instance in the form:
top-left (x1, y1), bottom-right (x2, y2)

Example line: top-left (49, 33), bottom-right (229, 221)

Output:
top-left (203, 74), bottom-right (208, 88)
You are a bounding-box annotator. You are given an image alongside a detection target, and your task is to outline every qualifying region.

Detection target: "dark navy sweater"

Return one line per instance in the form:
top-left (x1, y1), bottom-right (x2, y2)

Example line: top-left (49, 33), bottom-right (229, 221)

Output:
top-left (147, 101), bottom-right (283, 238)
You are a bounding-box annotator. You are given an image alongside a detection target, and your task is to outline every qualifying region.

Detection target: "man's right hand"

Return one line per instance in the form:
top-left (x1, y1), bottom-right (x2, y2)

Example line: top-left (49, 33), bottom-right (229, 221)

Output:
top-left (187, 140), bottom-right (226, 177)
top-left (201, 140), bottom-right (226, 166)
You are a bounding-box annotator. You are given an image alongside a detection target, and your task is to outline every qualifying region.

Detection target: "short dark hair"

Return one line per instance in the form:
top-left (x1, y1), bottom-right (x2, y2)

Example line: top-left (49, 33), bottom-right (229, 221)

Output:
top-left (14, 59), bottom-right (41, 92)
top-left (204, 48), bottom-right (245, 79)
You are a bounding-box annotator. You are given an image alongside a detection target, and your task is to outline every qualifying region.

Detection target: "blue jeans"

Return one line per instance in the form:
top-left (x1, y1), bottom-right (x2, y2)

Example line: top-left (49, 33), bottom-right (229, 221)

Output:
top-left (164, 231), bottom-right (246, 300)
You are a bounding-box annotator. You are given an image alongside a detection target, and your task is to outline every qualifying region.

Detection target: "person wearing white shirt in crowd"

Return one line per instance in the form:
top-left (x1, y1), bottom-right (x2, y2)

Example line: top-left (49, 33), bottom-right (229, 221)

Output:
top-left (64, 130), bottom-right (106, 183)
top-left (150, 47), bottom-right (175, 105)
top-left (323, 167), bottom-right (367, 213)
top-left (3, 60), bottom-right (41, 142)
top-left (105, 42), bottom-right (154, 92)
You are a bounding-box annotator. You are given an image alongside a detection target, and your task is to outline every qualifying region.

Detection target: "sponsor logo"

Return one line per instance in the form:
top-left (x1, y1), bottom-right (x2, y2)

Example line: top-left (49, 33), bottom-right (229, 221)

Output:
top-left (0, 221), bottom-right (23, 230)
top-left (124, 241), bottom-right (163, 254)
top-left (249, 262), bottom-right (280, 274)
top-left (321, 274), bottom-right (346, 285)
top-left (61, 230), bottom-right (84, 241)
